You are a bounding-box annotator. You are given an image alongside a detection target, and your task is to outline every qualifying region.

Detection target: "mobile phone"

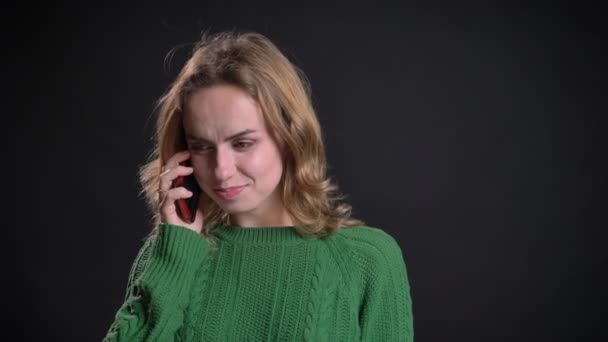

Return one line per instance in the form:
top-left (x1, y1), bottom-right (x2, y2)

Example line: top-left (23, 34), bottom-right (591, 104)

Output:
top-left (172, 159), bottom-right (202, 223)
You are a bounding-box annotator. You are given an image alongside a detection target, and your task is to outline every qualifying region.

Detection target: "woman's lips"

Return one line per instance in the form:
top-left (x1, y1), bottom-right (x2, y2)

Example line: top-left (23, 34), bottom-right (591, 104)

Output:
top-left (214, 185), bottom-right (248, 200)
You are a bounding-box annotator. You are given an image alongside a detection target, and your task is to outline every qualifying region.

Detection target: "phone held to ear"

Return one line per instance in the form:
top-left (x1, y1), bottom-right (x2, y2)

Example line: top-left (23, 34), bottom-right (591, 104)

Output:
top-left (172, 159), bottom-right (202, 223)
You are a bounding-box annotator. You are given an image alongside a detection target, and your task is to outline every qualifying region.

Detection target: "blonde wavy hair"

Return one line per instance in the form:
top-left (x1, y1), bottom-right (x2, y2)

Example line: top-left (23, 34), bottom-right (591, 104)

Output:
top-left (138, 30), bottom-right (364, 240)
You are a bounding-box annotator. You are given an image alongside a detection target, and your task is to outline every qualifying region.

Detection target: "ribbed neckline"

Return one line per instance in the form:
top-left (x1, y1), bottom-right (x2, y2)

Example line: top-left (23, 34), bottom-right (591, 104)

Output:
top-left (211, 225), bottom-right (317, 244)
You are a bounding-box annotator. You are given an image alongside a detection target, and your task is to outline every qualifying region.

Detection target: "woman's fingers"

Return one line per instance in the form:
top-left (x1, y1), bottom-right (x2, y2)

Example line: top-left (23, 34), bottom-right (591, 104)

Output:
top-left (158, 186), bottom-right (193, 210)
top-left (159, 164), bottom-right (194, 191)
top-left (161, 150), bottom-right (191, 173)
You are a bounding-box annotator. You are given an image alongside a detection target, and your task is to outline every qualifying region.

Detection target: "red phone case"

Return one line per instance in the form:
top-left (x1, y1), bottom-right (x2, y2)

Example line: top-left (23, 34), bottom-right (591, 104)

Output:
top-left (172, 160), bottom-right (201, 223)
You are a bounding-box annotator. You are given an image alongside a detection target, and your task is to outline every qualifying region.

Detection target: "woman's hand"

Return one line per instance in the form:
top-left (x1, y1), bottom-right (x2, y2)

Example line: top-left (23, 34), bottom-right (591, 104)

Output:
top-left (158, 150), bottom-right (205, 233)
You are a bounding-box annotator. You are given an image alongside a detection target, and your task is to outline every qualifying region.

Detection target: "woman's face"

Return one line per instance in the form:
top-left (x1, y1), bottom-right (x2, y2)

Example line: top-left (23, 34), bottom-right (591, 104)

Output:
top-left (182, 84), bottom-right (290, 227)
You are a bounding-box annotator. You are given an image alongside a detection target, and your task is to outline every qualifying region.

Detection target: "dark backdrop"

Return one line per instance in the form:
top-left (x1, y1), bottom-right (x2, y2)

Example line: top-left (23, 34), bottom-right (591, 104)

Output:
top-left (17, 2), bottom-right (606, 341)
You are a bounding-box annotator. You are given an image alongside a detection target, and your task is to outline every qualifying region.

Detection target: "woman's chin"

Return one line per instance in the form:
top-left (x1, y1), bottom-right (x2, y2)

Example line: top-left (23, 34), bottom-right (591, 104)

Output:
top-left (217, 200), bottom-right (250, 214)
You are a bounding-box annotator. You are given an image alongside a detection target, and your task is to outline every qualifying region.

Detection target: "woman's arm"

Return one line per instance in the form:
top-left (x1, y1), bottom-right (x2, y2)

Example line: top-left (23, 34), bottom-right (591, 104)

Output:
top-left (103, 223), bottom-right (207, 341)
top-left (358, 231), bottom-right (414, 341)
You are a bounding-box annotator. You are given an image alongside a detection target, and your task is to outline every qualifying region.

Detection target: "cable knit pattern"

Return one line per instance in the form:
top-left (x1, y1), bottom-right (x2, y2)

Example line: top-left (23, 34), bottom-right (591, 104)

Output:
top-left (103, 223), bottom-right (414, 341)
top-left (182, 247), bottom-right (213, 341)
top-left (303, 254), bottom-right (322, 342)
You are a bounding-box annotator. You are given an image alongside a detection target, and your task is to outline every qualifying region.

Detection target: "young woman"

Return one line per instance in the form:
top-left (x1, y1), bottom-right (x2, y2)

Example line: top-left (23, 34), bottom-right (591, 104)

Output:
top-left (104, 30), bottom-right (414, 341)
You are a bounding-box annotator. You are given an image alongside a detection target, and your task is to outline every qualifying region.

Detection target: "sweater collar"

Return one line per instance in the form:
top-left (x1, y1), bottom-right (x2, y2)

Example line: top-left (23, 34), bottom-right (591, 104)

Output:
top-left (211, 224), bottom-right (317, 244)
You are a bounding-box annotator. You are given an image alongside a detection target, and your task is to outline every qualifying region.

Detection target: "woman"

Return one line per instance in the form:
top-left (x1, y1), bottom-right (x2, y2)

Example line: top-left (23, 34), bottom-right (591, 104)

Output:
top-left (104, 30), bottom-right (414, 341)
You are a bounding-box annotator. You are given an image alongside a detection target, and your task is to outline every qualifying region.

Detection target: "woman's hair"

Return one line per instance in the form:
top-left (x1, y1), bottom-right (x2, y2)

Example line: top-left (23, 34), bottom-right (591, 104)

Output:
top-left (138, 30), bottom-right (364, 240)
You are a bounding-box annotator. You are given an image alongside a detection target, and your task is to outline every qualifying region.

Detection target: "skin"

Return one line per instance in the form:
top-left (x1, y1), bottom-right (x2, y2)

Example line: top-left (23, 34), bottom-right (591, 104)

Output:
top-left (158, 84), bottom-right (294, 232)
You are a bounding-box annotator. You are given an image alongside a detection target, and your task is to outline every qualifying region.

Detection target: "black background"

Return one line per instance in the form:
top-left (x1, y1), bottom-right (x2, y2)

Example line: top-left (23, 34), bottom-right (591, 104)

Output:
top-left (15, 2), bottom-right (606, 341)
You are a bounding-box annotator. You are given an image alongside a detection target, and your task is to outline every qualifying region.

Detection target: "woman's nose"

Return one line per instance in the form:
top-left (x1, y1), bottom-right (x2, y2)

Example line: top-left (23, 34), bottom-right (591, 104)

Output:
top-left (213, 147), bottom-right (236, 181)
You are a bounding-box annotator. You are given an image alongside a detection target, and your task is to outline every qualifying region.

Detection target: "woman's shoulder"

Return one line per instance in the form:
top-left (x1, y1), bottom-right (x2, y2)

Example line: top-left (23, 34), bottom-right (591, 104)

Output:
top-left (320, 225), bottom-right (409, 293)
top-left (325, 225), bottom-right (406, 266)
top-left (332, 225), bottom-right (402, 251)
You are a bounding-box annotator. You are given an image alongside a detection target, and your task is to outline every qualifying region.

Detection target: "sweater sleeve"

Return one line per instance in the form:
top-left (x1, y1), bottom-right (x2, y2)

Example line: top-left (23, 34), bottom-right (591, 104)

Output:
top-left (357, 229), bottom-right (414, 341)
top-left (103, 223), bottom-right (208, 341)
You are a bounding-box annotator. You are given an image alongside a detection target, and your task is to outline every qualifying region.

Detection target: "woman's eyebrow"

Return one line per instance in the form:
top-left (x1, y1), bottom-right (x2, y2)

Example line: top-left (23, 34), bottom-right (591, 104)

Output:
top-left (186, 129), bottom-right (258, 142)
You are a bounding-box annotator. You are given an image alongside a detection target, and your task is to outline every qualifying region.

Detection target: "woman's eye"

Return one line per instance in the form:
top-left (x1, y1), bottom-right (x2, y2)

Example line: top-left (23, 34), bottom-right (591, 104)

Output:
top-left (189, 141), bottom-right (253, 152)
top-left (235, 141), bottom-right (253, 149)
top-left (191, 145), bottom-right (211, 152)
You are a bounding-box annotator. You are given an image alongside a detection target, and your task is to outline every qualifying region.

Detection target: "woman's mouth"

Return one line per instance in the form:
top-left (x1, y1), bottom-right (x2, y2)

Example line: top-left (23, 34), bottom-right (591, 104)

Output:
top-left (213, 185), bottom-right (248, 200)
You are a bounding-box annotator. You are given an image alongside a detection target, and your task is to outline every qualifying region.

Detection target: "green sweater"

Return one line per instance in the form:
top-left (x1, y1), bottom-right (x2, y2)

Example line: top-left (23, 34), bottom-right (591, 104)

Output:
top-left (103, 223), bottom-right (414, 341)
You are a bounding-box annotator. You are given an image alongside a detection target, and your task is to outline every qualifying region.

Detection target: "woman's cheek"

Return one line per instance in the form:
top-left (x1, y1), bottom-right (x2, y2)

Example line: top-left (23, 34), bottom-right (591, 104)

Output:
top-left (190, 156), bottom-right (211, 188)
top-left (240, 146), bottom-right (267, 168)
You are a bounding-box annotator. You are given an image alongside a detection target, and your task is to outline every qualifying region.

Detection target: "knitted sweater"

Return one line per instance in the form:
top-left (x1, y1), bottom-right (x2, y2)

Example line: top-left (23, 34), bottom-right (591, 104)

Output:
top-left (103, 223), bottom-right (414, 341)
